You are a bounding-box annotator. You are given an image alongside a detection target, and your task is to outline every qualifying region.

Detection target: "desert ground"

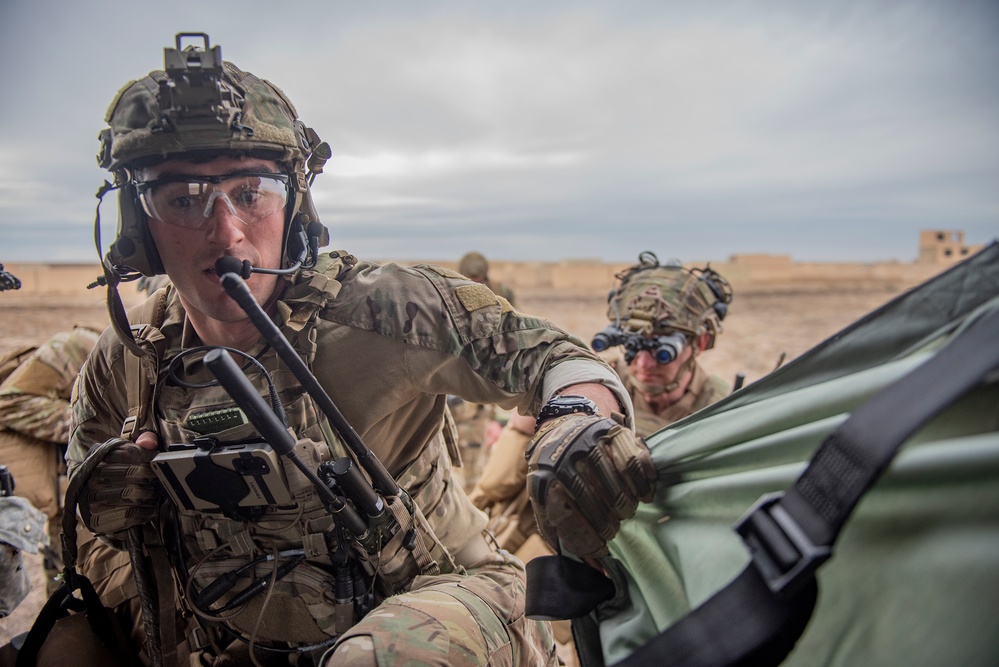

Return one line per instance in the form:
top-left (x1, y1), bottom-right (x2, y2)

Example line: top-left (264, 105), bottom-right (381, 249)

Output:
top-left (0, 278), bottom-right (908, 641)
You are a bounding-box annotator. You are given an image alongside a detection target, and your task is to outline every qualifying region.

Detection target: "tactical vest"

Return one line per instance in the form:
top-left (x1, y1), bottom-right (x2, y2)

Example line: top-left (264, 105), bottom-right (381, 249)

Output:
top-left (122, 254), bottom-right (460, 655)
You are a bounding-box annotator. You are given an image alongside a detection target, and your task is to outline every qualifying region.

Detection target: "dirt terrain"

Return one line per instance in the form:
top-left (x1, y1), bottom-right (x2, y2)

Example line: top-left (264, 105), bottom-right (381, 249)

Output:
top-left (0, 283), bottom-right (904, 641)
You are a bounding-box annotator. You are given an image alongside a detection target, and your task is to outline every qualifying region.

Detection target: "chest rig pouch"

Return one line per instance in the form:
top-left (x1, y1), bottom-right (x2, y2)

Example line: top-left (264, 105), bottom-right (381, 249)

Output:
top-left (145, 255), bottom-right (458, 654)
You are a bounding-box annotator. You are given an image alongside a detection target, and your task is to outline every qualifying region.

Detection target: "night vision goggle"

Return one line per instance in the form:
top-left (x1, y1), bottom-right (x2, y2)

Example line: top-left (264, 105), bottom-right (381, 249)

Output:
top-left (591, 326), bottom-right (688, 364)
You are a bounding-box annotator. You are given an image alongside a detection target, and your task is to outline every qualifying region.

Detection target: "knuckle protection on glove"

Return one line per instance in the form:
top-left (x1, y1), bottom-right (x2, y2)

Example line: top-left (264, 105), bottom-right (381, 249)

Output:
top-left (80, 439), bottom-right (161, 537)
top-left (601, 426), bottom-right (657, 503)
top-left (535, 477), bottom-right (607, 558)
top-left (527, 415), bottom-right (658, 559)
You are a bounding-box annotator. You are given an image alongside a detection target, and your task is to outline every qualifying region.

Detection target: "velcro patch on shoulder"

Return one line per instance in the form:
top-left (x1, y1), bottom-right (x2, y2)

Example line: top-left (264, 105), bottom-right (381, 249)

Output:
top-left (496, 295), bottom-right (515, 314)
top-left (422, 264), bottom-right (466, 280)
top-left (456, 284), bottom-right (500, 312)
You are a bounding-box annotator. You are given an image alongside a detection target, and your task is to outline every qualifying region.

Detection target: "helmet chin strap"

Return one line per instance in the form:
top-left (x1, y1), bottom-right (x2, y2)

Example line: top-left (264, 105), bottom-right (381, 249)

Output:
top-left (91, 180), bottom-right (147, 358)
top-left (631, 349), bottom-right (698, 397)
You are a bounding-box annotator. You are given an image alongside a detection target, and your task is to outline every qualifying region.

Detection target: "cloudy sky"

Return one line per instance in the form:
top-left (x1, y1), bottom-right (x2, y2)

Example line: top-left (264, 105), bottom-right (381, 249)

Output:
top-left (1, 0), bottom-right (996, 265)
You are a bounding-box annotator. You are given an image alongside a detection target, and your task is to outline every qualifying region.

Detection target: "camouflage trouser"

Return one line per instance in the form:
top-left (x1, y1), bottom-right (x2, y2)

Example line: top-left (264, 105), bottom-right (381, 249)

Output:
top-left (321, 549), bottom-right (557, 667)
top-left (80, 524), bottom-right (555, 667)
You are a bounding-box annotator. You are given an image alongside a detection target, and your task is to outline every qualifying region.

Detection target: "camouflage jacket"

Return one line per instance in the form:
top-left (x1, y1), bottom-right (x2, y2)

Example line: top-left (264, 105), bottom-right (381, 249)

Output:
top-left (0, 328), bottom-right (99, 518)
top-left (68, 252), bottom-right (621, 571)
top-left (613, 357), bottom-right (729, 438)
top-left (0, 328), bottom-right (100, 444)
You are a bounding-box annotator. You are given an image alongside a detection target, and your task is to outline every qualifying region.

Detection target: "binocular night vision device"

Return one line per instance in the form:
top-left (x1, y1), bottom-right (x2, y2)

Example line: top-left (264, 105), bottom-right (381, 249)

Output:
top-left (591, 327), bottom-right (688, 364)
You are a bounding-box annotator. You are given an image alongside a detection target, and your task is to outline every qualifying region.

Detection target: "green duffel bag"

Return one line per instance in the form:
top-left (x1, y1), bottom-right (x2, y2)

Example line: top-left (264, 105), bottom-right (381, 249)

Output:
top-left (530, 241), bottom-right (999, 667)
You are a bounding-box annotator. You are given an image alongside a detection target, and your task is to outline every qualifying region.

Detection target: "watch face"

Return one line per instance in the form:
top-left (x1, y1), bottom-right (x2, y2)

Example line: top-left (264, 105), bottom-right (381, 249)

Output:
top-left (551, 396), bottom-right (593, 409)
top-left (539, 395), bottom-right (598, 423)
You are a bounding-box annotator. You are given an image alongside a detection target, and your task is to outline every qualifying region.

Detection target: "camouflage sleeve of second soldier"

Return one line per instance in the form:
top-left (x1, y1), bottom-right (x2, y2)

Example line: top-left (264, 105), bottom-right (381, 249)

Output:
top-left (0, 341), bottom-right (78, 445)
top-left (325, 261), bottom-right (627, 418)
top-left (65, 331), bottom-right (132, 476)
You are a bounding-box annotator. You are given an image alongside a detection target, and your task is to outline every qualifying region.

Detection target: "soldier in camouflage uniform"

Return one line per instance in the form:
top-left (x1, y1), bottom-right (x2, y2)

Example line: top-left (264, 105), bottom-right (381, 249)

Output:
top-left (445, 394), bottom-right (503, 492)
top-left (596, 252), bottom-right (734, 437)
top-left (68, 34), bottom-right (653, 667)
top-left (0, 327), bottom-right (100, 590)
top-left (470, 252), bottom-right (733, 667)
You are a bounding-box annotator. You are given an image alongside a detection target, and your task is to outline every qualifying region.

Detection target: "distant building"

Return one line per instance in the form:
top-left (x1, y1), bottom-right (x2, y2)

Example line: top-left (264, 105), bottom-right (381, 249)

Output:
top-left (918, 230), bottom-right (984, 264)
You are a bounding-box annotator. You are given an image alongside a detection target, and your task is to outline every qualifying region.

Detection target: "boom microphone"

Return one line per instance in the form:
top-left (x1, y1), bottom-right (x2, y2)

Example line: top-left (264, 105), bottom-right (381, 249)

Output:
top-left (215, 256), bottom-right (252, 279)
top-left (213, 216), bottom-right (321, 279)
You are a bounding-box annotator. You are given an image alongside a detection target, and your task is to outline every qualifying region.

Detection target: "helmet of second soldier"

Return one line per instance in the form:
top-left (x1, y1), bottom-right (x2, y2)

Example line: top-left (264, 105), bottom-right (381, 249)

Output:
top-left (608, 251), bottom-right (733, 350)
top-left (97, 33), bottom-right (329, 277)
top-left (458, 252), bottom-right (490, 283)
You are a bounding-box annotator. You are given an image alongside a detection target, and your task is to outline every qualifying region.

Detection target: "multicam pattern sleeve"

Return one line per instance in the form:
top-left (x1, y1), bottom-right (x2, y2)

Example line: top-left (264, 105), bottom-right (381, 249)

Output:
top-left (318, 260), bottom-right (619, 418)
top-left (66, 257), bottom-right (625, 482)
top-left (0, 328), bottom-right (100, 445)
top-left (66, 330), bottom-right (132, 472)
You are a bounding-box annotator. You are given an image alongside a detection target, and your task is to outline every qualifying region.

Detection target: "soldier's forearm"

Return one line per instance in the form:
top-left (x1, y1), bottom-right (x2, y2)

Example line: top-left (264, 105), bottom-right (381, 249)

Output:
top-left (555, 383), bottom-right (624, 423)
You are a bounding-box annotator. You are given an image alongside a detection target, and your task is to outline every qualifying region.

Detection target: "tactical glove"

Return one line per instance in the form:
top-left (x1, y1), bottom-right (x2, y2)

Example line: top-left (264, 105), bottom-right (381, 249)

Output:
top-left (78, 438), bottom-right (161, 541)
top-left (527, 413), bottom-right (656, 559)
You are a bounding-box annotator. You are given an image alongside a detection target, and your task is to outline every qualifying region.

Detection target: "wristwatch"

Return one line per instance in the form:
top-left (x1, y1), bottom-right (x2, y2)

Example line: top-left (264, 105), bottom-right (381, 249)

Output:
top-left (535, 395), bottom-right (599, 430)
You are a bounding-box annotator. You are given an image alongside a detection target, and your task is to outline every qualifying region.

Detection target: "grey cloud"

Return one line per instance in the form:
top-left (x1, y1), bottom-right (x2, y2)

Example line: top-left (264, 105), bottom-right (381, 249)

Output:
top-left (0, 0), bottom-right (996, 266)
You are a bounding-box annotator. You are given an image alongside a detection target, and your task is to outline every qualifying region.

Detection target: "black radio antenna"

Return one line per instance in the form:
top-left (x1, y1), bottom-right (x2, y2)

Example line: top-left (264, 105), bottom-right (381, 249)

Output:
top-left (216, 269), bottom-right (399, 498)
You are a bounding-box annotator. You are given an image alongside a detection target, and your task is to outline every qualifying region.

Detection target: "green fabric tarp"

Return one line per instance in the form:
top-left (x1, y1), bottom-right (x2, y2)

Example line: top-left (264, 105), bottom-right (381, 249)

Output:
top-left (599, 241), bottom-right (999, 667)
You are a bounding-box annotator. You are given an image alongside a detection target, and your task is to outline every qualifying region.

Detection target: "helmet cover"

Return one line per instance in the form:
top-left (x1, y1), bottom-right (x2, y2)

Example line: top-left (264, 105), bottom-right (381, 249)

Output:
top-left (458, 252), bottom-right (490, 281)
top-left (608, 251), bottom-right (733, 349)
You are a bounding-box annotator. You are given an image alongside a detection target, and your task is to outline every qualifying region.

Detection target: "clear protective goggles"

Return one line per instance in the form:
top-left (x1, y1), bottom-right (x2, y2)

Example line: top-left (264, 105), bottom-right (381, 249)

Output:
top-left (136, 171), bottom-right (290, 229)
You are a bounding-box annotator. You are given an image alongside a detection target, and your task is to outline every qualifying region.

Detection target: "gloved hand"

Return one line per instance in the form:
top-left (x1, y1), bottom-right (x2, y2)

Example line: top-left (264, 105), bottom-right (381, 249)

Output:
top-left (78, 437), bottom-right (161, 540)
top-left (526, 413), bottom-right (656, 559)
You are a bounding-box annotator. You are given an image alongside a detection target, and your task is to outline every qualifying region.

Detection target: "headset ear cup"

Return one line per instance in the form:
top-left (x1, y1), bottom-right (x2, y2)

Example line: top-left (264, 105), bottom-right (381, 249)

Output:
top-left (285, 215), bottom-right (308, 265)
top-left (284, 183), bottom-right (328, 268)
top-left (107, 185), bottom-right (164, 277)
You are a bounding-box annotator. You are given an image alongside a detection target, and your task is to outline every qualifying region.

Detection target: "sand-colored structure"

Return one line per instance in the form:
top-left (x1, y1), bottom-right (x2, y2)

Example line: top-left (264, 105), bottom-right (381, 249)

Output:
top-left (917, 229), bottom-right (985, 264)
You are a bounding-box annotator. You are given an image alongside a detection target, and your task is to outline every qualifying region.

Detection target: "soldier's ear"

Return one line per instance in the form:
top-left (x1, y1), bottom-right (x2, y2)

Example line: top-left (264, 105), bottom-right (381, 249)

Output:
top-left (696, 334), bottom-right (711, 352)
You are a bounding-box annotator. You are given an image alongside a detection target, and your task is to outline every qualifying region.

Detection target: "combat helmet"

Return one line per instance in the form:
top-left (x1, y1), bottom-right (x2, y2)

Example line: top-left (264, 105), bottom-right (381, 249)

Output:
top-left (96, 32), bottom-right (330, 279)
top-left (592, 251), bottom-right (733, 364)
top-left (458, 251), bottom-right (490, 282)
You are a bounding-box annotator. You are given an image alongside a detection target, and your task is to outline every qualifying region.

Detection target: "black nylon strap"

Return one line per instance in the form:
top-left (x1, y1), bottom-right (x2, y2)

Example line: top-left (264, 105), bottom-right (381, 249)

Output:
top-left (526, 554), bottom-right (616, 620)
top-left (614, 307), bottom-right (999, 667)
top-left (616, 567), bottom-right (817, 667)
top-left (787, 306), bottom-right (999, 547)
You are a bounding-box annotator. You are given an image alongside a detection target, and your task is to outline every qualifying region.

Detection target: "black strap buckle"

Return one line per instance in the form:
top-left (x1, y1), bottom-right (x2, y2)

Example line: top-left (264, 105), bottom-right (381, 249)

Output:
top-left (734, 492), bottom-right (831, 597)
